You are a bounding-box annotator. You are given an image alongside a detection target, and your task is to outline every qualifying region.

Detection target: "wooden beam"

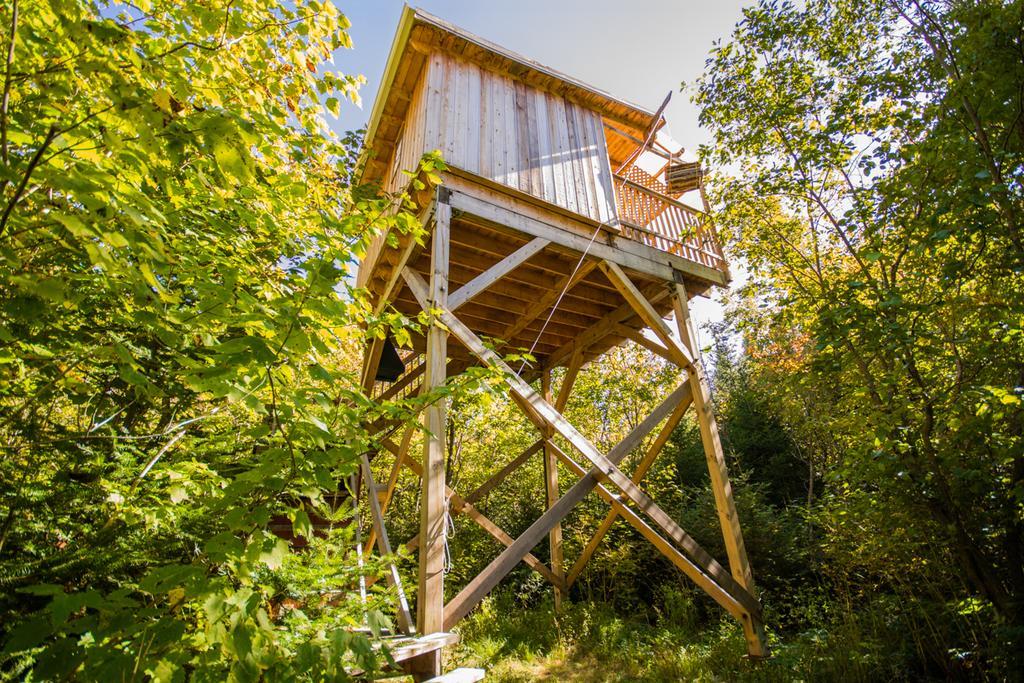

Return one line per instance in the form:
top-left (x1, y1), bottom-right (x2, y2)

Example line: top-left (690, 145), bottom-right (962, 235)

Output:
top-left (417, 194), bottom-right (449, 657)
top-left (545, 281), bottom-right (669, 369)
top-left (447, 187), bottom-right (728, 287)
top-left (373, 202), bottom-right (434, 315)
top-left (613, 324), bottom-right (675, 363)
top-left (388, 632), bottom-right (460, 664)
top-left (401, 269), bottom-right (762, 623)
top-left (463, 440), bottom-right (544, 504)
top-left (566, 395), bottom-right (692, 587)
top-left (615, 90), bottom-right (671, 175)
top-left (361, 337), bottom-right (385, 394)
top-left (493, 260), bottom-right (600, 347)
top-left (603, 121), bottom-right (673, 163)
top-left (671, 283), bottom-right (766, 656)
top-left (542, 369), bottom-right (565, 611)
top-left (544, 440), bottom-right (748, 623)
top-left (390, 439), bottom-right (567, 592)
top-left (552, 348), bottom-right (584, 411)
top-left (449, 237), bottom-right (551, 311)
top-left (361, 454), bottom-right (415, 634)
top-left (425, 362), bottom-right (700, 627)
top-left (442, 381), bottom-right (705, 629)
top-left (506, 382), bottom-right (758, 622)
top-left (404, 275), bottom-right (681, 533)
top-left (599, 261), bottom-right (694, 369)
top-left (366, 422), bottom-right (418, 555)
top-left (382, 424), bottom-right (416, 514)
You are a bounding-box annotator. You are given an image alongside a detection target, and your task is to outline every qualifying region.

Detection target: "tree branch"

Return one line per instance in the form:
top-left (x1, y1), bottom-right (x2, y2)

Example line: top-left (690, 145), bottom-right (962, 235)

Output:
top-left (0, 123), bottom-right (57, 239)
top-left (1, 0), bottom-right (17, 167)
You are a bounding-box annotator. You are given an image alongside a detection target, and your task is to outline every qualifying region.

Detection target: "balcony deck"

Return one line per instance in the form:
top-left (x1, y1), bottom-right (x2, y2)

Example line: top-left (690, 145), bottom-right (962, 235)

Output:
top-left (613, 171), bottom-right (727, 276)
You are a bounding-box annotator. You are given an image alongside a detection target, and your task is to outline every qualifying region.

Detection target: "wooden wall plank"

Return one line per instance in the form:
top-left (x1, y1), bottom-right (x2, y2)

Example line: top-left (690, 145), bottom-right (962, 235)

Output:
top-left (504, 73), bottom-right (520, 192)
top-left (410, 51), bottom-right (618, 224)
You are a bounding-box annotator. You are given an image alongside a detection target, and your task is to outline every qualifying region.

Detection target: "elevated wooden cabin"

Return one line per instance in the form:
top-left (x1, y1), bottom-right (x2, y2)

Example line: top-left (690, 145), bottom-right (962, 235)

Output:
top-left (355, 8), bottom-right (764, 678)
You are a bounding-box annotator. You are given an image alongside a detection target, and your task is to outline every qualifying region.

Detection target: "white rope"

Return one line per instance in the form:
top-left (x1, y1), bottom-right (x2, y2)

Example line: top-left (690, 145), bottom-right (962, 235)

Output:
top-left (516, 218), bottom-right (616, 375)
top-left (442, 489), bottom-right (456, 574)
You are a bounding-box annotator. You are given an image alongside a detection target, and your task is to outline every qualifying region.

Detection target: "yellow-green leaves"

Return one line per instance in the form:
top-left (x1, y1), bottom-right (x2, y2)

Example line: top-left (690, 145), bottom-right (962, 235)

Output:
top-left (153, 87), bottom-right (174, 114)
top-left (0, 1), bottom-right (435, 679)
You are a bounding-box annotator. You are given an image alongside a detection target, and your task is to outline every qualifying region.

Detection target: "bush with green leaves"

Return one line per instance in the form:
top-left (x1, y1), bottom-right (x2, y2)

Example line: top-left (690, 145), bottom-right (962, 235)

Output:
top-left (0, 0), bottom-right (446, 679)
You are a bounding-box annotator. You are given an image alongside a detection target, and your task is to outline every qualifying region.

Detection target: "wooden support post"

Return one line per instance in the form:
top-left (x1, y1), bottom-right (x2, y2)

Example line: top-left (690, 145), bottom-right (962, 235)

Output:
top-left (414, 192), bottom-right (450, 678)
top-left (670, 282), bottom-right (766, 657)
top-left (360, 336), bottom-right (385, 394)
top-left (541, 369), bottom-right (565, 611)
top-left (352, 473), bottom-right (369, 625)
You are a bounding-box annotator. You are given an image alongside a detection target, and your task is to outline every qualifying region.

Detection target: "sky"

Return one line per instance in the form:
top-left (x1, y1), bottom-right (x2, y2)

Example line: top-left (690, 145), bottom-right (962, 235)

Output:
top-left (331, 0), bottom-right (751, 346)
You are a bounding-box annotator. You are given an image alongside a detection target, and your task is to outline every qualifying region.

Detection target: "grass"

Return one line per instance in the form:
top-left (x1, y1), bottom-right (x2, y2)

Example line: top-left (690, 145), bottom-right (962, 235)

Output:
top-left (441, 594), bottom-right (916, 682)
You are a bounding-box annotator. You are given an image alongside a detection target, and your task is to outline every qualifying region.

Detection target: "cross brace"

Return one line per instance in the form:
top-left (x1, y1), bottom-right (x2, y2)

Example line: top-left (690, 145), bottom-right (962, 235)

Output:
top-left (401, 267), bottom-right (764, 641)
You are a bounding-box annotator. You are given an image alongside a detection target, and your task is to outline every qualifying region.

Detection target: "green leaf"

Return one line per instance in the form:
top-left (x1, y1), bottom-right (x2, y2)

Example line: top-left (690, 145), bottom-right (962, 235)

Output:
top-left (290, 509), bottom-right (313, 540)
top-left (325, 97), bottom-right (340, 118)
top-left (259, 538), bottom-right (289, 570)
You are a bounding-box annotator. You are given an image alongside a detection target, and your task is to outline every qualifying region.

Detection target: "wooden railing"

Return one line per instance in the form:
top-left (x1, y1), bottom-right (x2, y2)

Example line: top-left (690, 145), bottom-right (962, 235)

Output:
top-left (612, 173), bottom-right (727, 275)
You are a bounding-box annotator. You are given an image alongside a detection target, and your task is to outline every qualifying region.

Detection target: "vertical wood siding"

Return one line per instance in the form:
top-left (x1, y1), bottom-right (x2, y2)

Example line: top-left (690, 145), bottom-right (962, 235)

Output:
top-left (388, 51), bottom-right (616, 224)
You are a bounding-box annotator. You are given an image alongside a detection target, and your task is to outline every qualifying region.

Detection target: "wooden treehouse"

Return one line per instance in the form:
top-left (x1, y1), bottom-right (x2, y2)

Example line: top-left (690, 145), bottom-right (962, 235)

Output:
top-left (353, 7), bottom-right (766, 678)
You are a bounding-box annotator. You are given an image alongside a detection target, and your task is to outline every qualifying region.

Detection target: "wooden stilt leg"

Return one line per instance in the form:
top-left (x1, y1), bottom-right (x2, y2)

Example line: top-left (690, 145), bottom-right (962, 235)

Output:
top-left (541, 369), bottom-right (565, 611)
top-left (361, 454), bottom-right (415, 634)
top-left (352, 474), bottom-right (368, 625)
top-left (670, 282), bottom-right (767, 657)
top-left (411, 193), bottom-right (449, 679)
top-left (365, 423), bottom-right (416, 554)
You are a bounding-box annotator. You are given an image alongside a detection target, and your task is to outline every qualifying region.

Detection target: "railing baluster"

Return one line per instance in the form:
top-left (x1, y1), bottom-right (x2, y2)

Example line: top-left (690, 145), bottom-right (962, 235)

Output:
top-left (612, 174), bottom-right (724, 274)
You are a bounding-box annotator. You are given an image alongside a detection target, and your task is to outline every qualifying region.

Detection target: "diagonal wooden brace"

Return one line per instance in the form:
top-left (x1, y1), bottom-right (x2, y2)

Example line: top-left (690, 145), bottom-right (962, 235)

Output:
top-left (566, 393), bottom-right (692, 587)
top-left (599, 260), bottom-right (695, 369)
top-left (449, 237), bottom-right (550, 311)
top-left (544, 440), bottom-right (749, 622)
top-left (463, 440), bottom-right (544, 504)
top-left (382, 438), bottom-right (568, 592)
top-left (360, 453), bottom-right (415, 634)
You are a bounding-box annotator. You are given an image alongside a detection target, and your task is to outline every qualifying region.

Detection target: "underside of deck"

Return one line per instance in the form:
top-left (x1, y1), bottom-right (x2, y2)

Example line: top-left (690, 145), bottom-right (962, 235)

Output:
top-left (360, 172), bottom-right (720, 375)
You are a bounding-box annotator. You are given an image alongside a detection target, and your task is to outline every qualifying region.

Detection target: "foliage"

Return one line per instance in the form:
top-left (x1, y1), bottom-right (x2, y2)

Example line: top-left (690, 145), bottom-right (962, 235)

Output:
top-left (693, 0), bottom-right (1024, 675)
top-left (0, 0), bottom-right (442, 679)
top-left (2, 0), bottom-right (1020, 680)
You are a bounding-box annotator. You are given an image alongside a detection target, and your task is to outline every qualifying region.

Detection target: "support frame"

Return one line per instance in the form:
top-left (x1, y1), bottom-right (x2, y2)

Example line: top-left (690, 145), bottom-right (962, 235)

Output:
top-left (356, 188), bottom-right (768, 659)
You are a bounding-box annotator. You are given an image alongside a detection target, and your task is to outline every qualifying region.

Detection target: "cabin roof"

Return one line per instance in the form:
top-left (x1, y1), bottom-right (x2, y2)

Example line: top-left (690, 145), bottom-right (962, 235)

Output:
top-left (361, 5), bottom-right (664, 185)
